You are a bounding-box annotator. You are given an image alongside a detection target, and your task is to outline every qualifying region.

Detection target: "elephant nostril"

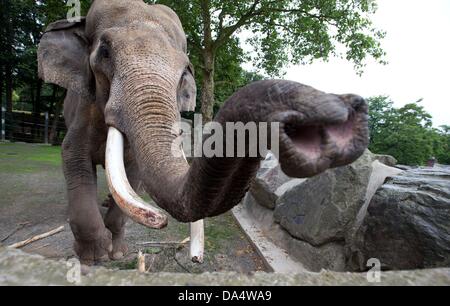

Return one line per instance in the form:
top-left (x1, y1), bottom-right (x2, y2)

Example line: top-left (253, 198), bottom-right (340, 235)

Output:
top-left (350, 95), bottom-right (367, 112)
top-left (287, 124), bottom-right (324, 160)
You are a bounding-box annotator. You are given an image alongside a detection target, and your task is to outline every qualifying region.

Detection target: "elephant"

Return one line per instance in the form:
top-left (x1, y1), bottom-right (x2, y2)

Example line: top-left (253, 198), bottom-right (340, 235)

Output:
top-left (37, 0), bottom-right (369, 265)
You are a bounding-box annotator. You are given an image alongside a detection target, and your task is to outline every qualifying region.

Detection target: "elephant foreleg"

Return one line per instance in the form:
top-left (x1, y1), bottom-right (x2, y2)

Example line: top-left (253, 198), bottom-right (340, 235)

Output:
top-left (103, 160), bottom-right (142, 260)
top-left (103, 195), bottom-right (128, 260)
top-left (62, 133), bottom-right (112, 265)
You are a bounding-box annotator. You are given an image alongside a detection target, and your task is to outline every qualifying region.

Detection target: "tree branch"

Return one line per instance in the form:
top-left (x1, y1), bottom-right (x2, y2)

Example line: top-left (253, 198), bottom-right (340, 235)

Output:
top-left (213, 2), bottom-right (342, 50)
top-left (214, 0), bottom-right (262, 50)
top-left (200, 0), bottom-right (213, 51)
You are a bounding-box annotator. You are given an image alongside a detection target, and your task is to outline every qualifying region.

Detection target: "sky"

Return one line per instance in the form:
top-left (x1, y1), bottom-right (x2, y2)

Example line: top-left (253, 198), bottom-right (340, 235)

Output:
top-left (242, 0), bottom-right (450, 127)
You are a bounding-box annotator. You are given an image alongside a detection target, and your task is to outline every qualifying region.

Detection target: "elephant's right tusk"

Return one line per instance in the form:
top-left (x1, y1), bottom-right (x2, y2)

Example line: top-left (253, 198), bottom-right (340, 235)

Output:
top-left (105, 127), bottom-right (168, 229)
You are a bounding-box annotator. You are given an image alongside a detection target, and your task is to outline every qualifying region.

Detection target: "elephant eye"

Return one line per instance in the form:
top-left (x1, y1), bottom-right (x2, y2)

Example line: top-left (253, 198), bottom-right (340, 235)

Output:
top-left (98, 45), bottom-right (110, 59)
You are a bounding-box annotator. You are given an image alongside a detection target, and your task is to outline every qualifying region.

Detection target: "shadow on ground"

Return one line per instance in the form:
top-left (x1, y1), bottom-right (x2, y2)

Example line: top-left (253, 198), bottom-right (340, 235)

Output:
top-left (0, 142), bottom-right (266, 273)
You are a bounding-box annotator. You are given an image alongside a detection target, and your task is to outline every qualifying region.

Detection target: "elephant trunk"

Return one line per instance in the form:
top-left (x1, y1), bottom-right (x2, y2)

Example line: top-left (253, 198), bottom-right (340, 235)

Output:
top-left (107, 79), bottom-right (369, 224)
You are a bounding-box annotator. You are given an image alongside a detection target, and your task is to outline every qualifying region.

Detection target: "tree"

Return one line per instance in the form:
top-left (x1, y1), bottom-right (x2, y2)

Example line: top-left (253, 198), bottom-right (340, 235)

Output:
top-left (0, 0), bottom-right (92, 141)
top-left (41, 0), bottom-right (92, 26)
top-left (367, 95), bottom-right (395, 143)
top-left (149, 0), bottom-right (386, 121)
top-left (0, 0), bottom-right (35, 139)
top-left (0, 0), bottom-right (18, 114)
top-left (435, 125), bottom-right (450, 164)
top-left (367, 96), bottom-right (447, 166)
top-left (187, 36), bottom-right (264, 117)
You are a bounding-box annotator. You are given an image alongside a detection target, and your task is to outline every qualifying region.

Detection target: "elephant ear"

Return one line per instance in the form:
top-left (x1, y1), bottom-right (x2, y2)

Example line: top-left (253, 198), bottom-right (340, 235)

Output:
top-left (38, 18), bottom-right (93, 98)
top-left (177, 63), bottom-right (197, 112)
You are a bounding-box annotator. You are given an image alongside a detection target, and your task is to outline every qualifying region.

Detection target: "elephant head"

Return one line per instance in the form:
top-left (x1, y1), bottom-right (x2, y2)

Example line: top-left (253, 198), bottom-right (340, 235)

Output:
top-left (38, 0), bottom-right (369, 229)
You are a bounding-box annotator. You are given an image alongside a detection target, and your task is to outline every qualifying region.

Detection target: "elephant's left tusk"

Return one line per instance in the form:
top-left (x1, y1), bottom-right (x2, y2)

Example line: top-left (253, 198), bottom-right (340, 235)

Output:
top-left (105, 127), bottom-right (168, 229)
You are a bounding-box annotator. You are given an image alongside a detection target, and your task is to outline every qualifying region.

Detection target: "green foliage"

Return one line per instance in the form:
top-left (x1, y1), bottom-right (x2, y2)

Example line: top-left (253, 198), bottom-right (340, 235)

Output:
top-left (150, 0), bottom-right (386, 76)
top-left (434, 126), bottom-right (450, 164)
top-left (2, 0), bottom-right (386, 121)
top-left (1, 1), bottom-right (91, 114)
top-left (147, 0), bottom-right (386, 120)
top-left (368, 96), bottom-right (449, 166)
top-left (40, 0), bottom-right (92, 26)
top-left (187, 35), bottom-right (264, 114)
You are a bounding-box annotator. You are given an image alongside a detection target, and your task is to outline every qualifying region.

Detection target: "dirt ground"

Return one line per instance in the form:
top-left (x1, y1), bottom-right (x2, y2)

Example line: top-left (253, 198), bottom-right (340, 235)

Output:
top-left (0, 142), bottom-right (267, 273)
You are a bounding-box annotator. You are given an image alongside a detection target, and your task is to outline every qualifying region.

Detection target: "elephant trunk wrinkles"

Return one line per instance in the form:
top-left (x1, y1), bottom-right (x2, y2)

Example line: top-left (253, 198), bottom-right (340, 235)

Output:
top-left (119, 68), bottom-right (190, 203)
top-left (121, 79), bottom-right (368, 223)
top-left (129, 94), bottom-right (261, 222)
top-left (123, 79), bottom-right (254, 222)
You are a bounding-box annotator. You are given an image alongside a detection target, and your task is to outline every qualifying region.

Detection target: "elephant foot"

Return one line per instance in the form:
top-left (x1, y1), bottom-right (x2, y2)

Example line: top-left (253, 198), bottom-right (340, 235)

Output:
top-left (109, 234), bottom-right (129, 260)
top-left (74, 228), bottom-right (113, 266)
top-left (103, 194), bottom-right (128, 260)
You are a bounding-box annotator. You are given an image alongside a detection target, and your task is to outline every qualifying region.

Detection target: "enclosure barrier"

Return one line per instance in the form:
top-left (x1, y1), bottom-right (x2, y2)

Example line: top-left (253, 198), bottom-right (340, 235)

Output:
top-left (0, 110), bottom-right (66, 144)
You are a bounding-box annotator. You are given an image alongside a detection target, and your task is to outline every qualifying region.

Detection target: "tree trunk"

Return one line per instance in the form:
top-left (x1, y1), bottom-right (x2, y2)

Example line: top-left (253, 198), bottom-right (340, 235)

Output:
top-left (0, 66), bottom-right (3, 109)
top-left (33, 78), bottom-right (43, 141)
top-left (33, 79), bottom-right (42, 115)
top-left (48, 84), bottom-right (58, 116)
top-left (4, 0), bottom-right (14, 140)
top-left (50, 98), bottom-right (63, 145)
top-left (0, 66), bottom-right (4, 141)
top-left (200, 0), bottom-right (216, 123)
top-left (5, 63), bottom-right (13, 140)
top-left (5, 64), bottom-right (12, 114)
top-left (200, 50), bottom-right (215, 123)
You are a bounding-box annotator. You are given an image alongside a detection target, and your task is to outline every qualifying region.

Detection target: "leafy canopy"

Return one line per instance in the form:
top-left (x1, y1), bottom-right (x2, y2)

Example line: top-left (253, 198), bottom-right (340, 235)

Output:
top-left (150, 0), bottom-right (386, 76)
top-left (368, 96), bottom-right (449, 166)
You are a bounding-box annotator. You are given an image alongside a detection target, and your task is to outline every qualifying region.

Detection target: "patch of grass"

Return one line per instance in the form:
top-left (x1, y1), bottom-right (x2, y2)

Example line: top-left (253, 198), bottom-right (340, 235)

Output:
top-left (0, 143), bottom-right (62, 174)
top-left (204, 214), bottom-right (240, 252)
top-left (144, 247), bottom-right (163, 255)
top-left (107, 258), bottom-right (138, 270)
top-left (0, 142), bottom-right (264, 273)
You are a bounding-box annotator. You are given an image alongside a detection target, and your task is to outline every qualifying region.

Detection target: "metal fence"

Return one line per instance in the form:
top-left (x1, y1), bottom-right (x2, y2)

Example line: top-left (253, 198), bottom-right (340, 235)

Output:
top-left (1, 107), bottom-right (66, 145)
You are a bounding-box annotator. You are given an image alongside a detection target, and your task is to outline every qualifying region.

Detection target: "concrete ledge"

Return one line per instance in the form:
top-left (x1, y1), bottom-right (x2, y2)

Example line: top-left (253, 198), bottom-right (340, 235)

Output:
top-left (1, 248), bottom-right (449, 286)
top-left (232, 204), bottom-right (306, 273)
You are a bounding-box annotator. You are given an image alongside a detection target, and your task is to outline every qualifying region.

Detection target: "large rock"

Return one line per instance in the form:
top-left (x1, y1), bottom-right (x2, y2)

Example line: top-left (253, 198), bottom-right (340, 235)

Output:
top-left (240, 151), bottom-right (450, 272)
top-left (349, 166), bottom-right (450, 271)
top-left (239, 150), bottom-right (402, 272)
top-left (274, 150), bottom-right (401, 246)
top-left (373, 154), bottom-right (398, 167)
top-left (249, 153), bottom-right (292, 209)
top-left (241, 192), bottom-right (347, 272)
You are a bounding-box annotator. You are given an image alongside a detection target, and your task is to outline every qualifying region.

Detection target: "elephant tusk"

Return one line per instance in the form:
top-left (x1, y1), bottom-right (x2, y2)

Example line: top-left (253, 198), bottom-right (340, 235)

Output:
top-left (180, 147), bottom-right (205, 264)
top-left (105, 127), bottom-right (168, 229)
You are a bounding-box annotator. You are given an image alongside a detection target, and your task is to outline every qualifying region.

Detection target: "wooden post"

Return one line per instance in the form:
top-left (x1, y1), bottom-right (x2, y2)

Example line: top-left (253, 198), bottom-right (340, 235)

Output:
top-left (137, 251), bottom-right (146, 273)
top-left (181, 145), bottom-right (205, 264)
top-left (190, 220), bottom-right (205, 263)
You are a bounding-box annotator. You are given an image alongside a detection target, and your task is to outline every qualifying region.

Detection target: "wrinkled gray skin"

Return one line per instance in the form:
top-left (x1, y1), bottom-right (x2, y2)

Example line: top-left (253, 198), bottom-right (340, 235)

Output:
top-left (38, 0), bottom-right (369, 265)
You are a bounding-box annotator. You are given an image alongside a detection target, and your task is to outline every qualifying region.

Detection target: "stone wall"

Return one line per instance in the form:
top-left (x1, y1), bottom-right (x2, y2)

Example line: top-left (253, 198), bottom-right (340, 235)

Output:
top-left (241, 151), bottom-right (450, 272)
top-left (1, 248), bottom-right (449, 285)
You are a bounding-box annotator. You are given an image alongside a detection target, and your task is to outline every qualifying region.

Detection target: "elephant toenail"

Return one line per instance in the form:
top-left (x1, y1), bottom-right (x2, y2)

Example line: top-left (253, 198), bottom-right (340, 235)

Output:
top-left (113, 252), bottom-right (124, 260)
